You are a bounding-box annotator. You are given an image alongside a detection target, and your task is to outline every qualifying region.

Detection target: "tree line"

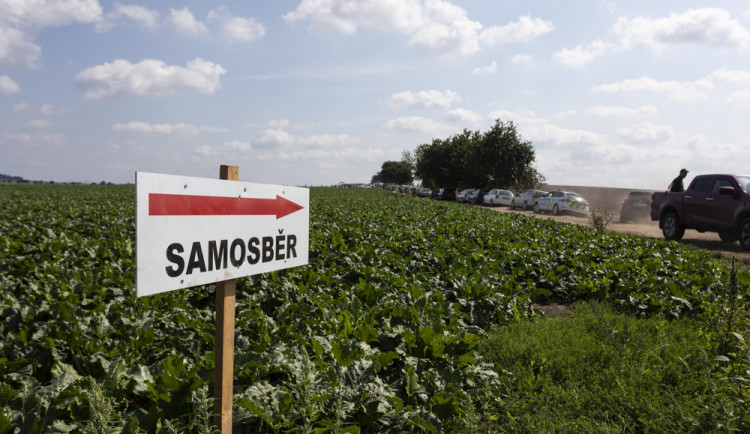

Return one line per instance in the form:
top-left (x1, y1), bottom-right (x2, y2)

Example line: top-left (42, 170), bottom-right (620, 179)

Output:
top-left (371, 119), bottom-right (545, 191)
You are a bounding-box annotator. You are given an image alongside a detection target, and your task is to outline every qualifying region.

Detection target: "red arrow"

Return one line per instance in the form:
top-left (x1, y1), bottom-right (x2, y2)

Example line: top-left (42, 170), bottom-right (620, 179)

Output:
top-left (149, 193), bottom-right (304, 219)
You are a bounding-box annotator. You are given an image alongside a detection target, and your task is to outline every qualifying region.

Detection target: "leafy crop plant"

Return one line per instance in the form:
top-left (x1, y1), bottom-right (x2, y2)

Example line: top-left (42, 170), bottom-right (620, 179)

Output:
top-left (1, 184), bottom-right (748, 431)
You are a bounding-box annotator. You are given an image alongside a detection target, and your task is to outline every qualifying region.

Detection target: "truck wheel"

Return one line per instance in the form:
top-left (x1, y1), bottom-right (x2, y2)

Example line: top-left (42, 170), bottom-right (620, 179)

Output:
top-left (740, 218), bottom-right (750, 250)
top-left (719, 231), bottom-right (738, 243)
top-left (661, 212), bottom-right (685, 241)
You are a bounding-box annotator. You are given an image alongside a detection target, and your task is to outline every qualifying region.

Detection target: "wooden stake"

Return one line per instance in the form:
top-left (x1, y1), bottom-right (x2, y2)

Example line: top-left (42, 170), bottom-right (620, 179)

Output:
top-left (214, 165), bottom-right (238, 432)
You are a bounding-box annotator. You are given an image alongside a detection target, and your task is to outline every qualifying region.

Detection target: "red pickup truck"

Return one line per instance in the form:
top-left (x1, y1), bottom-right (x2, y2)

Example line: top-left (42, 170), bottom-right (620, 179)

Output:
top-left (650, 174), bottom-right (750, 250)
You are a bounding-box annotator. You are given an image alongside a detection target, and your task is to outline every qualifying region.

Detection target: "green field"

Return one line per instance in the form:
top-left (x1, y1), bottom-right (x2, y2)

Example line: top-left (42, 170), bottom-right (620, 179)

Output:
top-left (1, 184), bottom-right (749, 432)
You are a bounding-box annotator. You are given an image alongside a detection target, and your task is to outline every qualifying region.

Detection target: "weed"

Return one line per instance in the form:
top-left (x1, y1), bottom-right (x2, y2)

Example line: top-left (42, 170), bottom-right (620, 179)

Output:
top-left (478, 301), bottom-right (733, 431)
top-left (588, 204), bottom-right (613, 231)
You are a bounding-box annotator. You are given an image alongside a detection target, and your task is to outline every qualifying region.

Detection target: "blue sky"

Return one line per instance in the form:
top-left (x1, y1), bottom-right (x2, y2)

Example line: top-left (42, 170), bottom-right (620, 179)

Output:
top-left (2, 1), bottom-right (750, 189)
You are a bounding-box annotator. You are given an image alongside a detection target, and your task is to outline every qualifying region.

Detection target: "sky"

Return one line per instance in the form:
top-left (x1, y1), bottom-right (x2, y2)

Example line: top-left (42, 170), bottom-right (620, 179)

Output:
top-left (1, 1), bottom-right (750, 190)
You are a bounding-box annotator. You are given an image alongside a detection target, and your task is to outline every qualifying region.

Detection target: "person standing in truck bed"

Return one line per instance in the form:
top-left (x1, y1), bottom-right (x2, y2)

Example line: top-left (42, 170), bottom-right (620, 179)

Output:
top-left (668, 168), bottom-right (689, 192)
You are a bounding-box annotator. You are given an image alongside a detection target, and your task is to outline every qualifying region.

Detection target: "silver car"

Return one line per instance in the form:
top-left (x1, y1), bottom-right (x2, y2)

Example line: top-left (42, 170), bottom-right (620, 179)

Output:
top-left (483, 189), bottom-right (514, 206)
top-left (511, 189), bottom-right (548, 210)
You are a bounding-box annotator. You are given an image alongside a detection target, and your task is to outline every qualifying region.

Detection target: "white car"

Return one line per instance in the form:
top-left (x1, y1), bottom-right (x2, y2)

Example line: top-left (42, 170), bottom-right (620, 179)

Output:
top-left (511, 189), bottom-right (548, 210)
top-left (456, 189), bottom-right (473, 203)
top-left (533, 190), bottom-right (589, 216)
top-left (483, 189), bottom-right (514, 206)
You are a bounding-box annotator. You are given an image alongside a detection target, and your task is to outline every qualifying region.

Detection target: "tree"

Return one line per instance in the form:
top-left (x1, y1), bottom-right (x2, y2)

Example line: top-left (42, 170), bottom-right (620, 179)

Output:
top-left (414, 130), bottom-right (477, 189)
top-left (464, 119), bottom-right (544, 190)
top-left (371, 160), bottom-right (413, 185)
top-left (411, 119), bottom-right (544, 191)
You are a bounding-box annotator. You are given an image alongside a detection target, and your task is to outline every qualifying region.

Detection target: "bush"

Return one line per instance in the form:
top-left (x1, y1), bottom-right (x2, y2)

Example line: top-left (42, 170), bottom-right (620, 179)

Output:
top-left (588, 205), bottom-right (613, 231)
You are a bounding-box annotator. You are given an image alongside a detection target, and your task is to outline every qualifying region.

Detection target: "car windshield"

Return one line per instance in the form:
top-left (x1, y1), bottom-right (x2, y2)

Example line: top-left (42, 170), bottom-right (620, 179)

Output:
top-left (737, 176), bottom-right (750, 193)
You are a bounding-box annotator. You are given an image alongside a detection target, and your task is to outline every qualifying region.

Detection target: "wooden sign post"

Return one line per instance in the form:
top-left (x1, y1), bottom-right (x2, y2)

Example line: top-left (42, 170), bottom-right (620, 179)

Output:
top-left (214, 165), bottom-right (237, 432)
top-left (135, 166), bottom-right (309, 432)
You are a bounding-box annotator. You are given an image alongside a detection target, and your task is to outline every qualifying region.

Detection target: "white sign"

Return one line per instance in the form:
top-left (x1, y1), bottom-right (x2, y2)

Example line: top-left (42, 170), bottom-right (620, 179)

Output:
top-left (136, 172), bottom-right (309, 297)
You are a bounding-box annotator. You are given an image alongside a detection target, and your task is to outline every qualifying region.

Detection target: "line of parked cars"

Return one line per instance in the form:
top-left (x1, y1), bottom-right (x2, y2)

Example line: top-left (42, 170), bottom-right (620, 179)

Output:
top-left (455, 187), bottom-right (592, 217)
top-left (426, 186), bottom-right (593, 217)
top-left (382, 183), bottom-right (655, 223)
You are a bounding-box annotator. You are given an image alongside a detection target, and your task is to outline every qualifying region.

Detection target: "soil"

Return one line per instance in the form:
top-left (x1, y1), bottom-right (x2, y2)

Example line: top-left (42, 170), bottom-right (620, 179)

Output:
top-left (482, 184), bottom-right (750, 265)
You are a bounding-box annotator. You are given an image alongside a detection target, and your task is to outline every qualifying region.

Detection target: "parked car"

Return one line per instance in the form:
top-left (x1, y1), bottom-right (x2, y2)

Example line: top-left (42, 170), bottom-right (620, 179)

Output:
top-left (466, 189), bottom-right (489, 205)
top-left (457, 189), bottom-right (473, 203)
top-left (619, 191), bottom-right (652, 222)
top-left (533, 190), bottom-right (589, 216)
top-left (483, 189), bottom-right (514, 206)
top-left (650, 174), bottom-right (750, 249)
top-left (465, 189), bottom-right (481, 204)
top-left (438, 188), bottom-right (456, 201)
top-left (417, 187), bottom-right (432, 197)
top-left (511, 189), bottom-right (548, 210)
top-left (431, 189), bottom-right (441, 199)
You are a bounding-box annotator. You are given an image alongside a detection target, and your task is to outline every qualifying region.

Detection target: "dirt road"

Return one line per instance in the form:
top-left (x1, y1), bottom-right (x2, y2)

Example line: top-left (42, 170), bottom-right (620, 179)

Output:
top-left (482, 185), bottom-right (750, 264)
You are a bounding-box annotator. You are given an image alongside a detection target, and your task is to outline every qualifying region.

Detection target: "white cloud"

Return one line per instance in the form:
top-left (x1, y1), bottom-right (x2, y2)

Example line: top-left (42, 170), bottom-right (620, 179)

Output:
top-left (585, 105), bottom-right (659, 118)
top-left (2, 133), bottom-right (31, 143)
top-left (255, 129), bottom-right (296, 147)
top-left (11, 101), bottom-right (29, 113)
top-left (75, 58), bottom-right (226, 99)
top-left (284, 1), bottom-right (551, 57)
top-left (710, 68), bottom-right (750, 85)
top-left (40, 104), bottom-right (56, 115)
top-left (511, 54), bottom-right (532, 65)
top-left (614, 8), bottom-right (750, 51)
top-left (222, 16), bottom-right (265, 42)
top-left (268, 119), bottom-right (290, 129)
top-left (727, 89), bottom-right (750, 106)
top-left (408, 18), bottom-right (482, 56)
top-left (617, 122), bottom-right (676, 143)
top-left (554, 110), bottom-right (577, 119)
top-left (258, 147), bottom-right (388, 163)
top-left (0, 0), bottom-right (101, 68)
top-left (194, 140), bottom-right (253, 157)
top-left (488, 109), bottom-right (608, 146)
top-left (0, 75), bottom-right (20, 94)
top-left (284, 0), bottom-right (436, 35)
top-left (208, 7), bottom-right (265, 42)
top-left (593, 76), bottom-right (714, 102)
top-left (111, 121), bottom-right (227, 137)
top-left (194, 145), bottom-right (216, 156)
top-left (389, 90), bottom-right (460, 110)
top-left (471, 61), bottom-right (496, 75)
top-left (688, 134), bottom-right (746, 161)
top-left (384, 116), bottom-right (455, 136)
top-left (298, 134), bottom-right (359, 147)
top-left (224, 140), bottom-right (251, 151)
top-left (169, 8), bottom-right (208, 36)
top-left (554, 40), bottom-right (613, 68)
top-left (96, 3), bottom-right (159, 32)
top-left (445, 108), bottom-right (481, 124)
top-left (27, 119), bottom-right (51, 128)
top-left (479, 15), bottom-right (554, 45)
top-left (253, 129), bottom-right (358, 148)
top-left (0, 25), bottom-right (41, 68)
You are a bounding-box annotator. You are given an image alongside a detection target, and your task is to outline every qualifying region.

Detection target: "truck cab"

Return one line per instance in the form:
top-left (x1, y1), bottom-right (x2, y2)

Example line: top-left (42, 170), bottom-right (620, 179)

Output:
top-left (650, 174), bottom-right (750, 250)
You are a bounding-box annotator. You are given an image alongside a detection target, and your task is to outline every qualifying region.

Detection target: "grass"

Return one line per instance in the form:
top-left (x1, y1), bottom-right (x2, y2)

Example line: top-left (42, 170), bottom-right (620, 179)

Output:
top-left (477, 301), bottom-right (748, 432)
